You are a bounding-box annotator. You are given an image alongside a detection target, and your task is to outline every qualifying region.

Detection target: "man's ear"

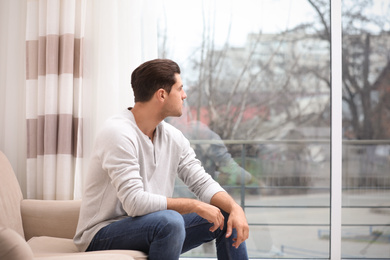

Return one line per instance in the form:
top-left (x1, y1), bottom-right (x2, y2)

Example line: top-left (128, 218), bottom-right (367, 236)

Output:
top-left (156, 89), bottom-right (166, 102)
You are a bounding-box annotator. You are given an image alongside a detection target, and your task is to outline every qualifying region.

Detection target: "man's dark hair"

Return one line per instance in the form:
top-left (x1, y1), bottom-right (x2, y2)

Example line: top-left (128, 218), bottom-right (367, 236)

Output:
top-left (131, 59), bottom-right (181, 102)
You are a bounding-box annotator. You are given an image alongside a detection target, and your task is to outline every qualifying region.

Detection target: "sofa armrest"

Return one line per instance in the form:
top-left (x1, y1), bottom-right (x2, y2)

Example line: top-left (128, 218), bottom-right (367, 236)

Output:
top-left (21, 200), bottom-right (81, 241)
top-left (0, 226), bottom-right (34, 260)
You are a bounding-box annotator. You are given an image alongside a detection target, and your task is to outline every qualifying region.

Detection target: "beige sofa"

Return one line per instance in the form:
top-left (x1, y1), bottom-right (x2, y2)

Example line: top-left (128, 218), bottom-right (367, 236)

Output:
top-left (0, 151), bottom-right (147, 260)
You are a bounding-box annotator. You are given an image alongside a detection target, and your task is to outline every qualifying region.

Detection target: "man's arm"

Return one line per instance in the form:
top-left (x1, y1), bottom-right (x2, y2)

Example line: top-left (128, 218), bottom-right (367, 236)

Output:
top-left (166, 197), bottom-right (225, 232)
top-left (166, 191), bottom-right (249, 248)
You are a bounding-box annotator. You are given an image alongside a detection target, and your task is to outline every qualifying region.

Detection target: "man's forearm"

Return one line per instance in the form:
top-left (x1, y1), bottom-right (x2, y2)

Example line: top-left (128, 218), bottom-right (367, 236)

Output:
top-left (166, 197), bottom-right (199, 214)
top-left (210, 191), bottom-right (240, 213)
top-left (166, 197), bottom-right (225, 231)
top-left (166, 191), bottom-right (239, 215)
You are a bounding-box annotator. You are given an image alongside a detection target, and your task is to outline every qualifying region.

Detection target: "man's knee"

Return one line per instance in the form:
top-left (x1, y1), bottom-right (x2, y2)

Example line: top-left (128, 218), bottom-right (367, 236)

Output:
top-left (155, 210), bottom-right (185, 240)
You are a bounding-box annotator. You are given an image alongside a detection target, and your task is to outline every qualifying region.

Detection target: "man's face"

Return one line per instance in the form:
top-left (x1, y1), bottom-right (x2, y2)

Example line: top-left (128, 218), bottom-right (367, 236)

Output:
top-left (163, 73), bottom-right (187, 117)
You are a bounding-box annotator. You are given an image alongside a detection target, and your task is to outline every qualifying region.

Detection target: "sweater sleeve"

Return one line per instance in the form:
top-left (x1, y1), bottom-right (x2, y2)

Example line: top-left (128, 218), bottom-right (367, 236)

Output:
top-left (177, 135), bottom-right (225, 203)
top-left (98, 125), bottom-right (167, 217)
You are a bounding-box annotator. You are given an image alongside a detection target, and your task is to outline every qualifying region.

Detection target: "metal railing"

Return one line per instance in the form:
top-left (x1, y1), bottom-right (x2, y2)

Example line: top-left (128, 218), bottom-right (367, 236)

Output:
top-left (187, 139), bottom-right (390, 207)
top-left (178, 139), bottom-right (390, 258)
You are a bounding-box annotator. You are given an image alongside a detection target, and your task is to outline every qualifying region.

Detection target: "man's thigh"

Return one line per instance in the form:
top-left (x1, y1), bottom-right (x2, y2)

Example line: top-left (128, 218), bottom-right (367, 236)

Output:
top-left (87, 210), bottom-right (184, 252)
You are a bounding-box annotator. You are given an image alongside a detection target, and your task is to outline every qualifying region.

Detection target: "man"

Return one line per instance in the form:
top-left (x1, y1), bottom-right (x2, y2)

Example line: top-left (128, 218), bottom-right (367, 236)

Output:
top-left (74, 59), bottom-right (249, 260)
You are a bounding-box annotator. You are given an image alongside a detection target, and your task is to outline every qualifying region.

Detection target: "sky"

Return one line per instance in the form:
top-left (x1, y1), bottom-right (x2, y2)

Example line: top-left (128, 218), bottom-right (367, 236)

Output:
top-left (156, 0), bottom-right (316, 59)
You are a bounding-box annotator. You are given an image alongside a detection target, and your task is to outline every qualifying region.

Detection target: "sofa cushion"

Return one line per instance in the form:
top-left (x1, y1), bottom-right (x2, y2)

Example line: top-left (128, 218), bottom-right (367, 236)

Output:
top-left (34, 253), bottom-right (135, 260)
top-left (28, 236), bottom-right (79, 255)
top-left (0, 226), bottom-right (34, 260)
top-left (28, 236), bottom-right (147, 259)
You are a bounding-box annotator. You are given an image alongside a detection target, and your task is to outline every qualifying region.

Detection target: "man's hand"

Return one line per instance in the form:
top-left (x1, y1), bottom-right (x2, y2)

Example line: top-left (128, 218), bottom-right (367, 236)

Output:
top-left (166, 198), bottom-right (224, 232)
top-left (225, 203), bottom-right (249, 248)
top-left (194, 201), bottom-right (225, 232)
top-left (166, 191), bottom-right (249, 248)
top-left (210, 191), bottom-right (249, 248)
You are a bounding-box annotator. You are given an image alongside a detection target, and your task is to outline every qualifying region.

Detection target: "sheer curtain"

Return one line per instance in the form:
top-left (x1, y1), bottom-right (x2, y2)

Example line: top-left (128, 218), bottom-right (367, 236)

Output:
top-left (80, 0), bottom-right (157, 199)
top-left (0, 0), bottom-right (28, 195)
top-left (0, 0), bottom-right (157, 200)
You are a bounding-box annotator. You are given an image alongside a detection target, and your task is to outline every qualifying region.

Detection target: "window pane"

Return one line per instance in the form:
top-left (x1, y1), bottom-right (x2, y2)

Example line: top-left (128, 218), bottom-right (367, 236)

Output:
top-left (341, 0), bottom-right (390, 258)
top-left (158, 0), bottom-right (331, 258)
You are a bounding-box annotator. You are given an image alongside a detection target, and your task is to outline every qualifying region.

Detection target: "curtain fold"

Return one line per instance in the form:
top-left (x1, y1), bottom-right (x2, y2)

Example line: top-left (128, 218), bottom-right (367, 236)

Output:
top-left (25, 0), bottom-right (86, 200)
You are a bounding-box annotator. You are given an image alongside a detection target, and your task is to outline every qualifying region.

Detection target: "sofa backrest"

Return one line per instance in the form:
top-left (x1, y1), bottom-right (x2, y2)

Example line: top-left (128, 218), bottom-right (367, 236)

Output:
top-left (0, 151), bottom-right (25, 238)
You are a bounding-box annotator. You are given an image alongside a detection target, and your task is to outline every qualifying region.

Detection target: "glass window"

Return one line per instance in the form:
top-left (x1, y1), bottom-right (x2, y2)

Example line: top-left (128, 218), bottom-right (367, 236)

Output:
top-left (341, 0), bottom-right (390, 258)
top-left (157, 0), bottom-right (332, 258)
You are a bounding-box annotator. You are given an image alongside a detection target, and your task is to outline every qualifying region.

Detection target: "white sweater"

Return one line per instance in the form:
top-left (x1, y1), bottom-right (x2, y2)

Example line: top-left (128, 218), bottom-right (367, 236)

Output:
top-left (74, 109), bottom-right (225, 252)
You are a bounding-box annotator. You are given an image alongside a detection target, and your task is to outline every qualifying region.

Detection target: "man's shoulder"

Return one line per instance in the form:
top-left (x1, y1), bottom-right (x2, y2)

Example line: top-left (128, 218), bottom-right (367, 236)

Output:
top-left (160, 120), bottom-right (186, 139)
top-left (97, 111), bottom-right (137, 140)
top-left (160, 121), bottom-right (190, 146)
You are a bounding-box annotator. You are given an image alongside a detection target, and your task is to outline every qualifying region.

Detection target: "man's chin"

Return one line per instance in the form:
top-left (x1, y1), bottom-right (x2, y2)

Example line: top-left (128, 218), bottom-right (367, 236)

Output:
top-left (168, 112), bottom-right (182, 118)
top-left (175, 110), bottom-right (183, 117)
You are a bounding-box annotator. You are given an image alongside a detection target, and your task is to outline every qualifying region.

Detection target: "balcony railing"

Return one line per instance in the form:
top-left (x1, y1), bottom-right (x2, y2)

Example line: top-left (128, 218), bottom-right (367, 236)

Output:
top-left (176, 139), bottom-right (390, 258)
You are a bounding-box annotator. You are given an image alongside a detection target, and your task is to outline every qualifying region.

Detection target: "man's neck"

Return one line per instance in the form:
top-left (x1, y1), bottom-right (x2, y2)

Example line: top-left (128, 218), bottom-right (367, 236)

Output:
top-left (130, 103), bottom-right (162, 140)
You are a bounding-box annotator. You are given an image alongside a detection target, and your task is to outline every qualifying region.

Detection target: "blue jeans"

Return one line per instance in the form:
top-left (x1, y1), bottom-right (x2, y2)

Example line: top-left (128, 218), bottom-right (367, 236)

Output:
top-left (86, 210), bottom-right (248, 260)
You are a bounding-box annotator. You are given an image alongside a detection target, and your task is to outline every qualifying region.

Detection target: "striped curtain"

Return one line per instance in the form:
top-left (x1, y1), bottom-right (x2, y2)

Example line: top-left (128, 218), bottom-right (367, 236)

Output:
top-left (25, 0), bottom-right (86, 200)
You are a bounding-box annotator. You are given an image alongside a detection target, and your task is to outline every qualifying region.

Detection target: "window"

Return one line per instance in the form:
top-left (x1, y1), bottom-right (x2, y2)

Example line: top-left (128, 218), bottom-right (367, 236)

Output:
top-left (341, 0), bottom-right (390, 258)
top-left (156, 0), bottom-right (390, 258)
